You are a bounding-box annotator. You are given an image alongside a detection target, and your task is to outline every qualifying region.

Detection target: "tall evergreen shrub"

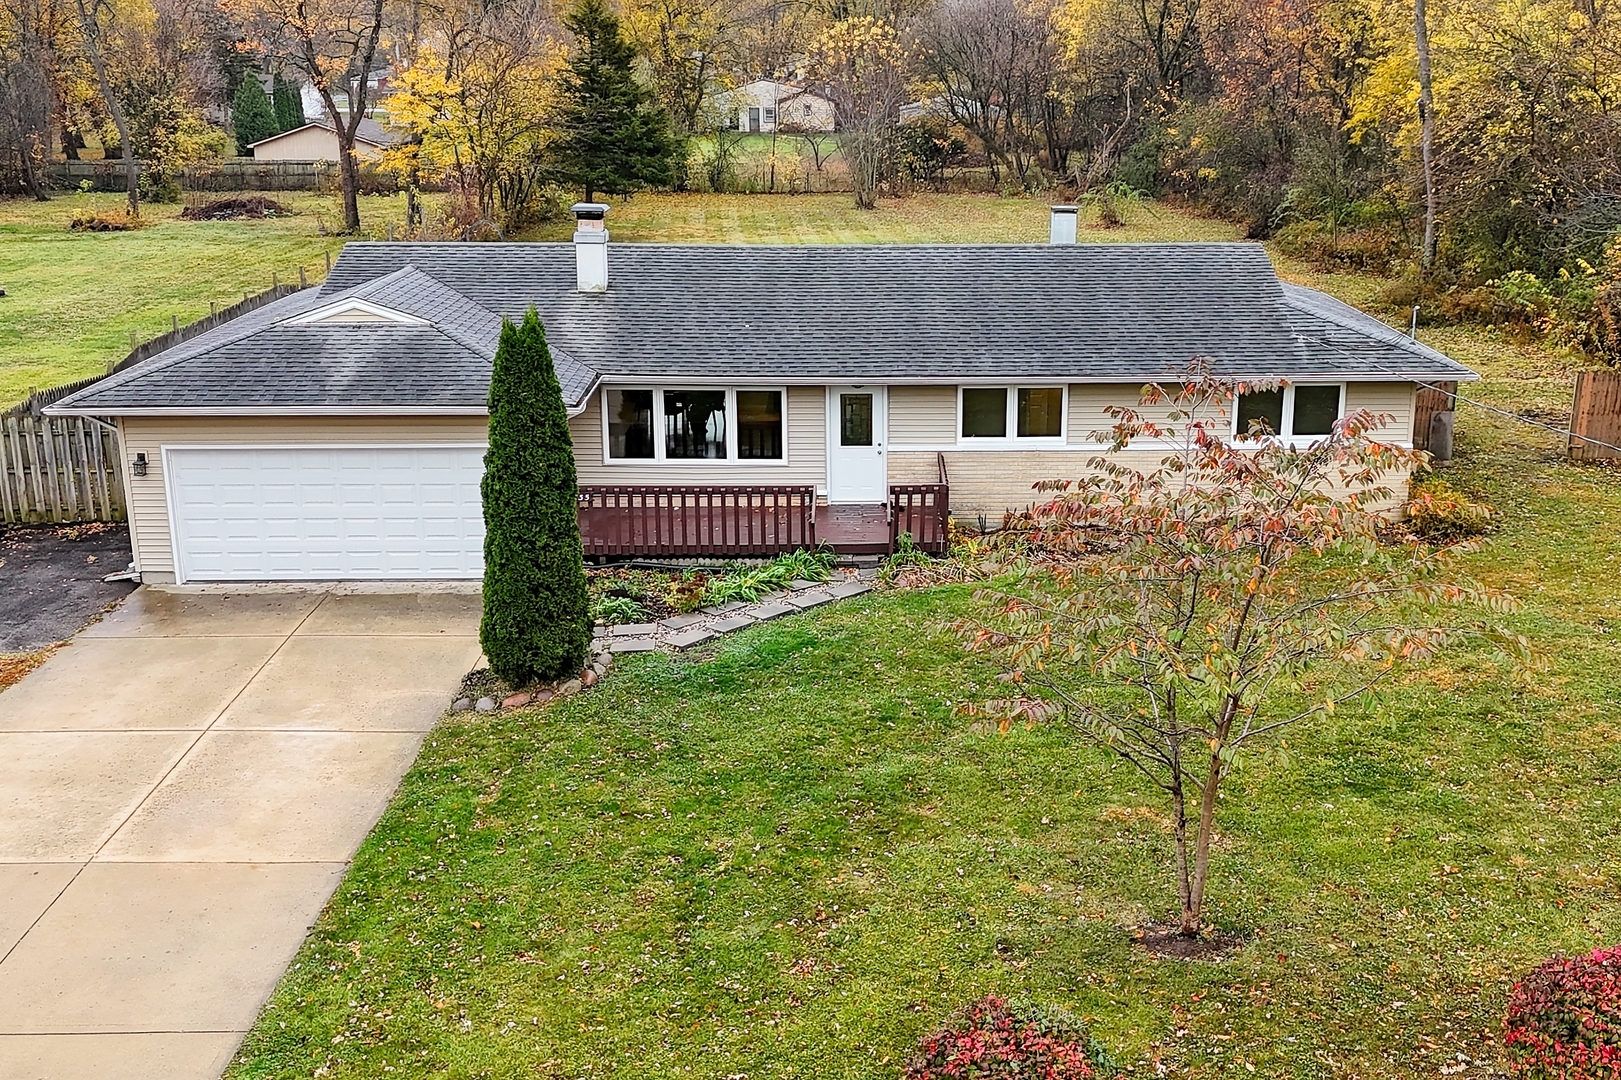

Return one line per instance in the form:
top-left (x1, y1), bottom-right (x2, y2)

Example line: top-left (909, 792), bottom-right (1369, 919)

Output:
top-left (272, 73), bottom-right (306, 133)
top-left (479, 309), bottom-right (593, 686)
top-left (233, 77), bottom-right (278, 155)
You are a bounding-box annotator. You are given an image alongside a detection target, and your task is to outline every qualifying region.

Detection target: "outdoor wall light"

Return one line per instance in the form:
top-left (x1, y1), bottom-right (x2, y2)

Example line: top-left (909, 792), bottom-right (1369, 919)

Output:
top-left (132, 452), bottom-right (147, 477)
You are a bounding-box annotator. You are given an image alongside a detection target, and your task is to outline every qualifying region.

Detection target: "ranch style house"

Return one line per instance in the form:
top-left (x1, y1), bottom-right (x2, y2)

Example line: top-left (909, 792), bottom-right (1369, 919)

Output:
top-left (46, 205), bottom-right (1477, 584)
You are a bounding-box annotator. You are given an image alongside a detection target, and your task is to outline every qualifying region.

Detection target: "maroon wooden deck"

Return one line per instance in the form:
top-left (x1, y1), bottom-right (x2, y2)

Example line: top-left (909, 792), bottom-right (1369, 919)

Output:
top-left (816, 503), bottom-right (891, 555)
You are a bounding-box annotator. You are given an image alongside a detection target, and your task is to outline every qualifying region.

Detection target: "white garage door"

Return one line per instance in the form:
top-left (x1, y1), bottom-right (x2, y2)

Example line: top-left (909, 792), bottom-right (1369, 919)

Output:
top-left (167, 445), bottom-right (486, 582)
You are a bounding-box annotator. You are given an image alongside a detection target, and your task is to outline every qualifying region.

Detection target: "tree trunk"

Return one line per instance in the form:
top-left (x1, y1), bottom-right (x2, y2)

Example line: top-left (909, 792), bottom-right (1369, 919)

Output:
top-left (1170, 779), bottom-right (1195, 932)
top-left (74, 0), bottom-right (138, 218)
top-left (337, 136), bottom-right (361, 232)
top-left (1184, 757), bottom-right (1223, 936)
top-left (1415, 0), bottom-right (1437, 272)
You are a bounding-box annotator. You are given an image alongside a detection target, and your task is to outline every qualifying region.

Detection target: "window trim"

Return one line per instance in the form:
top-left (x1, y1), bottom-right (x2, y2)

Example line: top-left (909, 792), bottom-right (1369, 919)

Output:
top-left (955, 384), bottom-right (1068, 445)
top-left (1231, 382), bottom-right (1347, 445)
top-left (599, 386), bottom-right (789, 465)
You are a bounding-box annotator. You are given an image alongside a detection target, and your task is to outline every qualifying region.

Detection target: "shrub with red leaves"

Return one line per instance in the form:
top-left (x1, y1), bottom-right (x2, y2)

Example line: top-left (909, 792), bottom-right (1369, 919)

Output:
top-left (1504, 945), bottom-right (1621, 1080)
top-left (905, 996), bottom-right (1113, 1080)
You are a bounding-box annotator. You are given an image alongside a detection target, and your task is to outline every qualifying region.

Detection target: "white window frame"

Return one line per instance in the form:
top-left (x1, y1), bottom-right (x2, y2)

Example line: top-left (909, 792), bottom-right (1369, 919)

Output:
top-left (1231, 382), bottom-right (1347, 446)
top-left (599, 386), bottom-right (789, 466)
top-left (955, 385), bottom-right (1068, 446)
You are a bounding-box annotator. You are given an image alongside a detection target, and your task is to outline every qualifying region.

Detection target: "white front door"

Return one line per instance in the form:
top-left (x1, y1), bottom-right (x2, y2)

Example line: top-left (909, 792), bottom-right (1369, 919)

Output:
top-left (826, 386), bottom-right (887, 503)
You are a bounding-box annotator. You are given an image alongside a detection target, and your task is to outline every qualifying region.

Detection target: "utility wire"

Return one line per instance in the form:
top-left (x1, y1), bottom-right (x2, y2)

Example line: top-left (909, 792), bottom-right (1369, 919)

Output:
top-left (1310, 335), bottom-right (1621, 458)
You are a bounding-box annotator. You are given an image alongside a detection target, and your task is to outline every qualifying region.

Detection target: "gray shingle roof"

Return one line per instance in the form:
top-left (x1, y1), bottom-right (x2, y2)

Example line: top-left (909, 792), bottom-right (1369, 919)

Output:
top-left (49, 241), bottom-right (1477, 415)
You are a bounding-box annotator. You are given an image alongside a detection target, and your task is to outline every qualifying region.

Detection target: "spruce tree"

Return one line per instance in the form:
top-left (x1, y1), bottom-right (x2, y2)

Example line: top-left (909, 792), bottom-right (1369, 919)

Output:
top-left (272, 73), bottom-right (306, 133)
top-left (553, 0), bottom-right (684, 201)
top-left (479, 309), bottom-right (593, 688)
top-left (233, 77), bottom-right (278, 155)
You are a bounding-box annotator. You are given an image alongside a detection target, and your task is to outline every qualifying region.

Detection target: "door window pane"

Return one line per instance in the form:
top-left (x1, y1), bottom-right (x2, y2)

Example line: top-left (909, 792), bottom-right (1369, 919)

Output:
top-left (962, 387), bottom-right (1008, 437)
top-left (606, 389), bottom-right (654, 458)
top-left (664, 390), bottom-right (727, 458)
top-left (1017, 387), bottom-right (1064, 437)
top-left (737, 390), bottom-right (784, 459)
top-left (1236, 388), bottom-right (1285, 438)
top-left (840, 393), bottom-right (873, 447)
top-left (1292, 385), bottom-right (1341, 436)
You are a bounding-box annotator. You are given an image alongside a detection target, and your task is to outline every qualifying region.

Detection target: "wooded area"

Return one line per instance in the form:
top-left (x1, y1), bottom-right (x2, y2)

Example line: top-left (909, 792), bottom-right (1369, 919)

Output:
top-left (5, 0), bottom-right (1621, 355)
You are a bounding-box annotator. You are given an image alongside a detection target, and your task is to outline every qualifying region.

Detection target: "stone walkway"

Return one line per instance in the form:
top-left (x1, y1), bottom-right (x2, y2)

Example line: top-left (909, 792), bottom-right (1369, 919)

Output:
top-left (591, 574), bottom-right (875, 655)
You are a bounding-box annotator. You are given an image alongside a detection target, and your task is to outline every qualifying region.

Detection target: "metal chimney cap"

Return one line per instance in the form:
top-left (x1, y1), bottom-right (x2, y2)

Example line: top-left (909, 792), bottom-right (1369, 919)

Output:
top-left (1050, 204), bottom-right (1079, 215)
top-left (570, 202), bottom-right (610, 220)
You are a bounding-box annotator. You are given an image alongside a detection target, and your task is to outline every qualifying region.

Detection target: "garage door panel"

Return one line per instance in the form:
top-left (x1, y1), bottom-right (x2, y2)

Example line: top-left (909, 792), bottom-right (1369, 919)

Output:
top-left (168, 446), bottom-right (486, 582)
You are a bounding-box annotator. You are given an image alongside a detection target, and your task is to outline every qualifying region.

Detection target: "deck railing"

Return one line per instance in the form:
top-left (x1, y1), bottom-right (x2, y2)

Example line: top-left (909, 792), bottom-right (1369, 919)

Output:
top-left (889, 482), bottom-right (950, 554)
top-left (578, 485), bottom-right (817, 557)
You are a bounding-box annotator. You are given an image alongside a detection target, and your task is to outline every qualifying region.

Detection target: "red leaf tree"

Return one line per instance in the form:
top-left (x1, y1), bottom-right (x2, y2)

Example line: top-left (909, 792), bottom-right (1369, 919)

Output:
top-left (959, 372), bottom-right (1525, 937)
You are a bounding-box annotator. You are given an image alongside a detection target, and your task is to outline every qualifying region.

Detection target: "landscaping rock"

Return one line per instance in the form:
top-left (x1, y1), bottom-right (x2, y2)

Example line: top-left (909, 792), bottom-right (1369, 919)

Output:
top-left (590, 638), bottom-right (608, 653)
top-left (785, 592), bottom-right (833, 609)
top-left (593, 652), bottom-right (613, 668)
top-left (581, 668), bottom-right (597, 687)
top-left (610, 638), bottom-right (657, 654)
top-left (452, 697), bottom-right (472, 711)
top-left (532, 689), bottom-right (554, 704)
top-left (502, 691), bottom-right (533, 708)
top-left (710, 614), bottom-right (757, 633)
top-left (558, 678), bottom-right (583, 696)
top-left (474, 696), bottom-right (496, 712)
top-left (747, 601), bottom-right (795, 621)
top-left (667, 626), bottom-right (718, 650)
top-left (612, 622), bottom-right (658, 637)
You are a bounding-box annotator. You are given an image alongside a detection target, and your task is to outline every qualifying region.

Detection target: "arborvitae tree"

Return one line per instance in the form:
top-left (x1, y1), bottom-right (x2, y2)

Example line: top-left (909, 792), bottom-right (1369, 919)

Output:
top-left (553, 0), bottom-right (684, 201)
top-left (271, 73), bottom-right (306, 133)
top-left (479, 309), bottom-right (593, 687)
top-left (232, 77), bottom-right (278, 155)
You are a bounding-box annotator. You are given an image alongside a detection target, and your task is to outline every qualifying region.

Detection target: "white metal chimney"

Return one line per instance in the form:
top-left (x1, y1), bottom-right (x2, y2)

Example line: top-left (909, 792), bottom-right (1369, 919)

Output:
top-left (571, 202), bottom-right (611, 292)
top-left (1049, 204), bottom-right (1079, 244)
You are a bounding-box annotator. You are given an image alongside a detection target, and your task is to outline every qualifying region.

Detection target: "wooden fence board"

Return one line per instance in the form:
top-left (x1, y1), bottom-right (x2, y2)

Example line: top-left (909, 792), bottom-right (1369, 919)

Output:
top-left (1413, 382), bottom-right (1457, 451)
top-left (0, 416), bottom-right (127, 524)
top-left (1570, 370), bottom-right (1621, 461)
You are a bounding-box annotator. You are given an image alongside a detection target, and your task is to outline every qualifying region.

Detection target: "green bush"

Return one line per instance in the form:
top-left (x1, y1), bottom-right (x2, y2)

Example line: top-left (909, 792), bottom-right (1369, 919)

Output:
top-left (703, 549), bottom-right (834, 606)
top-left (479, 309), bottom-right (593, 686)
top-left (1407, 477), bottom-right (1494, 543)
top-left (590, 594), bottom-right (647, 625)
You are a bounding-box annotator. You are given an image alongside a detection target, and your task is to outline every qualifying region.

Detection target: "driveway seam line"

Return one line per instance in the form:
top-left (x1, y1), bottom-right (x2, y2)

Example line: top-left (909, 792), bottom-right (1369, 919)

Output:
top-left (85, 593), bottom-right (332, 864)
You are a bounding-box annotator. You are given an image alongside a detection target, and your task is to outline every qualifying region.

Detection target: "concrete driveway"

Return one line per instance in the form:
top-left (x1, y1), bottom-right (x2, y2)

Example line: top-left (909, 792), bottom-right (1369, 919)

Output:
top-left (0, 586), bottom-right (483, 1080)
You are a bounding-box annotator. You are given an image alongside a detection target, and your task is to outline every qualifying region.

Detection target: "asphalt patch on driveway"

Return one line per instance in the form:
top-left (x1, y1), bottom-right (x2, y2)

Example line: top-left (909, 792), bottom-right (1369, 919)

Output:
top-left (0, 523), bottom-right (137, 652)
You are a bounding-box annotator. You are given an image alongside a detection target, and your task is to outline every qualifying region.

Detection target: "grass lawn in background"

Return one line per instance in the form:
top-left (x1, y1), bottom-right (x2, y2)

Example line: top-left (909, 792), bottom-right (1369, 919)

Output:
top-left (220, 260), bottom-right (1621, 1076)
top-left (0, 191), bottom-right (1236, 406)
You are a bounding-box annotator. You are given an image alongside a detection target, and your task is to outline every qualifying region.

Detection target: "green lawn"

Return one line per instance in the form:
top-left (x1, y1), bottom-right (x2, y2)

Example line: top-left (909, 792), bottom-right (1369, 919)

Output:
top-left (0, 191), bottom-right (1235, 406)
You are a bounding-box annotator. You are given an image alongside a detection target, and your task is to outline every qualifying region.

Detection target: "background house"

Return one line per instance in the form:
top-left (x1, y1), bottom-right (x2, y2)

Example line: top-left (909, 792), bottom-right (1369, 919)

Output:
top-left (717, 81), bottom-right (835, 133)
top-left (249, 117), bottom-right (398, 163)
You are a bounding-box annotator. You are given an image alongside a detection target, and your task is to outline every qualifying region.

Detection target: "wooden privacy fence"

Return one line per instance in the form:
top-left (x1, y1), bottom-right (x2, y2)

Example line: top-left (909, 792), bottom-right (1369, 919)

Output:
top-left (1413, 381), bottom-right (1458, 452)
top-left (578, 486), bottom-right (817, 557)
top-left (1570, 370), bottom-right (1621, 462)
top-left (1, 415), bottom-right (125, 524)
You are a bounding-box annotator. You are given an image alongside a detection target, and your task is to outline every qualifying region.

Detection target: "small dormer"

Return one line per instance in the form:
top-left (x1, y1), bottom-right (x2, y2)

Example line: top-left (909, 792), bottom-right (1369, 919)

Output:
top-left (285, 297), bottom-right (429, 326)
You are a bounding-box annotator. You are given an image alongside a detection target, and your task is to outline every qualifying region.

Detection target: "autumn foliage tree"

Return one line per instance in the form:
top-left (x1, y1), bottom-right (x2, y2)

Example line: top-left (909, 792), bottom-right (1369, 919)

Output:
top-left (805, 16), bottom-right (910, 210)
top-left (960, 374), bottom-right (1524, 937)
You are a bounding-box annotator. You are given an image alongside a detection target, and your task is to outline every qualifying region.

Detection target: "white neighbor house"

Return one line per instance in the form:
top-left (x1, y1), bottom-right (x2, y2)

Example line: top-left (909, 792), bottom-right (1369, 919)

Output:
top-left (718, 81), bottom-right (835, 134)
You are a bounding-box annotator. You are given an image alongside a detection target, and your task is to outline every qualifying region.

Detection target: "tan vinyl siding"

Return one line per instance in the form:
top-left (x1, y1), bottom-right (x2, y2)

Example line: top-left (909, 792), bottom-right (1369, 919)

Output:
top-left (1346, 382), bottom-right (1418, 444)
top-left (570, 386), bottom-right (826, 488)
top-left (251, 126), bottom-right (385, 162)
top-left (888, 385), bottom-right (956, 443)
top-left (120, 415), bottom-right (488, 581)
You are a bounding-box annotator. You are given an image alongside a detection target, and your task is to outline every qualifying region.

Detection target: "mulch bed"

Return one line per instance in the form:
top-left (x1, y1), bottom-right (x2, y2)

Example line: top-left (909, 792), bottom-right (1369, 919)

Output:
top-left (1132, 922), bottom-right (1248, 961)
top-left (179, 196), bottom-right (294, 221)
top-left (0, 522), bottom-right (136, 652)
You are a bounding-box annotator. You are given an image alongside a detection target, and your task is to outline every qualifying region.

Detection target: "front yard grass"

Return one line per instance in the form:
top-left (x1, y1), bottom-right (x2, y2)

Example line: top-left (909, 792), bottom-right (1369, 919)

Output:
top-left (226, 390), bottom-right (1621, 1078)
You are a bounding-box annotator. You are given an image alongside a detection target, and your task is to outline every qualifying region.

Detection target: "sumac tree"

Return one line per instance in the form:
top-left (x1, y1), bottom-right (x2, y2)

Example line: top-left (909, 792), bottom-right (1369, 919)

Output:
top-left (960, 374), bottom-right (1525, 937)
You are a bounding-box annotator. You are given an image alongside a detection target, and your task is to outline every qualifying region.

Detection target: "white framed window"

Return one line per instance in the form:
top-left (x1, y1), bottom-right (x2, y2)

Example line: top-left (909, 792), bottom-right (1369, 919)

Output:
top-left (957, 385), bottom-right (1067, 443)
top-left (602, 387), bottom-right (787, 464)
top-left (1233, 383), bottom-right (1345, 444)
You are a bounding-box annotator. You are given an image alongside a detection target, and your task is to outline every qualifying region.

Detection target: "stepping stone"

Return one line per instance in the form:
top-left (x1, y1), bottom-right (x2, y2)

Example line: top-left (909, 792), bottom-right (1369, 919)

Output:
top-left (609, 637), bottom-right (657, 653)
top-left (748, 602), bottom-right (796, 621)
top-left (790, 579), bottom-right (819, 590)
top-left (659, 613), bottom-right (706, 629)
top-left (828, 581), bottom-right (872, 599)
top-left (612, 623), bottom-right (658, 637)
top-left (700, 601), bottom-right (748, 615)
top-left (710, 615), bottom-right (757, 633)
top-left (785, 592), bottom-right (833, 609)
top-left (666, 627), bottom-right (718, 650)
